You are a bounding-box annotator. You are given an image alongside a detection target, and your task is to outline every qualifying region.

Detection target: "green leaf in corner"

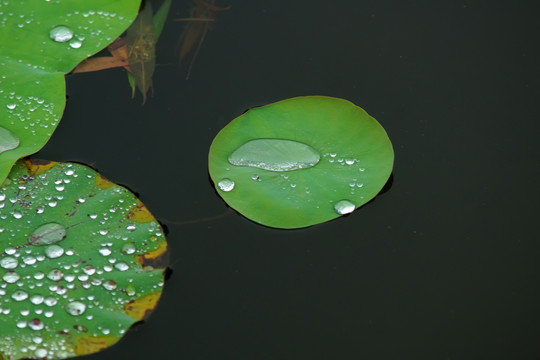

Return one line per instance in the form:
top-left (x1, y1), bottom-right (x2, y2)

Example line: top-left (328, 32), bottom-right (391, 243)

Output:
top-left (0, 159), bottom-right (167, 360)
top-left (0, 0), bottom-right (142, 185)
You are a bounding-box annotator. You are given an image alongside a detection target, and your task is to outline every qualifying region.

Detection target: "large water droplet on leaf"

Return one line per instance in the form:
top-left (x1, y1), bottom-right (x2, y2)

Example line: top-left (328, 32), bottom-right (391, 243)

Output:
top-left (44, 245), bottom-right (64, 259)
top-left (218, 178), bottom-right (235, 192)
top-left (28, 223), bottom-right (66, 246)
top-left (0, 256), bottom-right (19, 269)
top-left (65, 301), bottom-right (86, 316)
top-left (0, 126), bottom-right (20, 154)
top-left (228, 139), bottom-right (320, 172)
top-left (11, 290), bottom-right (28, 301)
top-left (334, 199), bottom-right (355, 215)
top-left (49, 25), bottom-right (74, 42)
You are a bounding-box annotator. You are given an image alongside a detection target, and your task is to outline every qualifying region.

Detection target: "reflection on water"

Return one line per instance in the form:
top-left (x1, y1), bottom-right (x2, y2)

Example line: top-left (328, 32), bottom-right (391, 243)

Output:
top-left (175, 0), bottom-right (231, 79)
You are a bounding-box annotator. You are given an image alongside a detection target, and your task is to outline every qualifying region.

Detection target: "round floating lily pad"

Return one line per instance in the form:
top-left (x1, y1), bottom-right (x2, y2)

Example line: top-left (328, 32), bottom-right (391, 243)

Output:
top-left (208, 96), bottom-right (394, 229)
top-left (0, 159), bottom-right (167, 360)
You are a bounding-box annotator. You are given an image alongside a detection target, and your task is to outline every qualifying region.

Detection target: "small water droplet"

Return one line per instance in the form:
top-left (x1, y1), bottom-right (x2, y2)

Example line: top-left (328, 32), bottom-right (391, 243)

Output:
top-left (43, 297), bottom-right (58, 307)
top-left (102, 280), bottom-right (117, 290)
top-left (0, 127), bottom-right (19, 154)
top-left (114, 262), bottom-right (129, 271)
top-left (49, 25), bottom-right (74, 42)
top-left (28, 318), bottom-right (44, 330)
top-left (0, 256), bottom-right (19, 269)
top-left (44, 245), bottom-right (64, 258)
top-left (47, 269), bottom-right (63, 281)
top-left (34, 348), bottom-right (48, 358)
top-left (12, 290), bottom-right (29, 301)
top-left (218, 178), bottom-right (235, 192)
top-left (69, 39), bottom-right (82, 48)
top-left (3, 271), bottom-right (20, 283)
top-left (82, 266), bottom-right (96, 275)
top-left (17, 320), bottom-right (27, 328)
top-left (65, 301), bottom-right (86, 316)
top-left (30, 294), bottom-right (44, 305)
top-left (121, 243), bottom-right (136, 255)
top-left (98, 248), bottom-right (111, 256)
top-left (334, 200), bottom-right (356, 215)
top-left (28, 222), bottom-right (66, 246)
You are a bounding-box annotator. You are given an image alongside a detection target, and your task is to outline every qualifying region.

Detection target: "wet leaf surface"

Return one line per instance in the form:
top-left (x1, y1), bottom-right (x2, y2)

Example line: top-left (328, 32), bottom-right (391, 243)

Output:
top-left (0, 159), bottom-right (167, 360)
top-left (0, 0), bottom-right (141, 184)
top-left (208, 96), bottom-right (394, 229)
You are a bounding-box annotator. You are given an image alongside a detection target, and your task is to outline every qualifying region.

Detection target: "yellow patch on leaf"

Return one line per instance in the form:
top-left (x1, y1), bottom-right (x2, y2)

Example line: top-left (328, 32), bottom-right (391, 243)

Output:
top-left (74, 335), bottom-right (119, 355)
top-left (24, 159), bottom-right (58, 176)
top-left (136, 241), bottom-right (168, 265)
top-left (124, 291), bottom-right (162, 320)
top-left (95, 174), bottom-right (115, 189)
top-left (126, 200), bottom-right (154, 223)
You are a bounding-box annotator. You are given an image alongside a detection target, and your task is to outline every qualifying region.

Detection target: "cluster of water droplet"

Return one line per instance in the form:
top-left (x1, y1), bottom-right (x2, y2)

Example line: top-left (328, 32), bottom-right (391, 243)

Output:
top-left (0, 162), bottom-right (166, 359)
top-left (217, 143), bottom-right (367, 215)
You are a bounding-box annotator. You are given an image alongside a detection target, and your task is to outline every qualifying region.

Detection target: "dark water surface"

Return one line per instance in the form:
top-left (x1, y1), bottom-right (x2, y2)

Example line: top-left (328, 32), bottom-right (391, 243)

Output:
top-left (37, 1), bottom-right (539, 359)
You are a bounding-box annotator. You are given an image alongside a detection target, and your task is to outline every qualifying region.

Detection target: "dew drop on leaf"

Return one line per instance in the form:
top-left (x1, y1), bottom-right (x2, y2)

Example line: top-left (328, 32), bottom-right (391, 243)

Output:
top-left (0, 126), bottom-right (20, 154)
top-left (65, 301), bottom-right (86, 316)
top-left (334, 199), bottom-right (356, 215)
top-left (28, 318), bottom-right (44, 330)
top-left (0, 256), bottom-right (19, 269)
top-left (11, 290), bottom-right (29, 301)
top-left (28, 222), bottom-right (66, 246)
top-left (228, 139), bottom-right (320, 172)
top-left (44, 245), bottom-right (64, 259)
top-left (2, 271), bottom-right (20, 283)
top-left (49, 25), bottom-right (74, 42)
top-left (218, 178), bottom-right (235, 192)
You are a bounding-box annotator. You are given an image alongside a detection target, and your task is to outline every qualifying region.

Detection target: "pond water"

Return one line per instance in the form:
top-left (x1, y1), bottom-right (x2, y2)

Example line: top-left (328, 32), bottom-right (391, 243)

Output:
top-left (36, 0), bottom-right (539, 359)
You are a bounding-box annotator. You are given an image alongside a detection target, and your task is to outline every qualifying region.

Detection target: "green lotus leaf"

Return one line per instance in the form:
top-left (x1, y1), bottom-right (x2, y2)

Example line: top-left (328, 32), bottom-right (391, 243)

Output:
top-left (0, 159), bottom-right (167, 360)
top-left (208, 96), bottom-right (394, 229)
top-left (0, 0), bottom-right (141, 184)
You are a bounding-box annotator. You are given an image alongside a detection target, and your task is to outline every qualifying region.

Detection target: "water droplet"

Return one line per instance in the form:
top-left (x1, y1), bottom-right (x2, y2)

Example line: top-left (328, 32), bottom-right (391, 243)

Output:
top-left (102, 280), bottom-right (117, 290)
top-left (47, 269), bottom-right (63, 281)
top-left (43, 297), bottom-right (58, 307)
top-left (49, 25), bottom-right (73, 42)
top-left (0, 126), bottom-right (20, 154)
top-left (0, 256), bottom-right (19, 269)
top-left (28, 222), bottom-right (66, 246)
top-left (28, 318), bottom-right (44, 330)
top-left (114, 262), bottom-right (129, 271)
top-left (218, 178), bottom-right (235, 192)
top-left (65, 301), bottom-right (86, 316)
top-left (17, 320), bottom-right (27, 328)
top-left (44, 245), bottom-right (64, 258)
top-left (23, 256), bottom-right (37, 265)
top-left (12, 290), bottom-right (29, 301)
top-left (334, 200), bottom-right (356, 215)
top-left (228, 139), bottom-right (320, 172)
top-left (82, 266), bottom-right (96, 275)
top-left (3, 271), bottom-right (20, 283)
top-left (99, 248), bottom-right (111, 256)
top-left (121, 243), bottom-right (136, 255)
top-left (30, 294), bottom-right (44, 305)
top-left (69, 39), bottom-right (82, 48)
top-left (35, 349), bottom-right (48, 358)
